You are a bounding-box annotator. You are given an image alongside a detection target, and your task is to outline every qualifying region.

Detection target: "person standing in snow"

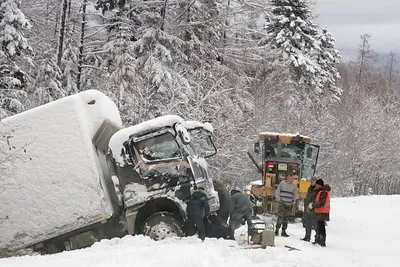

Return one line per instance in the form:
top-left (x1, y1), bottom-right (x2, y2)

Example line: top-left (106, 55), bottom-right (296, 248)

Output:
top-left (275, 174), bottom-right (297, 237)
top-left (301, 176), bottom-right (318, 242)
top-left (310, 179), bottom-right (331, 247)
top-left (186, 187), bottom-right (211, 241)
top-left (228, 189), bottom-right (253, 239)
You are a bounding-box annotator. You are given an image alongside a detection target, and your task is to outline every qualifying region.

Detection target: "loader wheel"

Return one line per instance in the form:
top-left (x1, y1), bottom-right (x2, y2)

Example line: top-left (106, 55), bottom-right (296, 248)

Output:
top-left (143, 212), bottom-right (183, 241)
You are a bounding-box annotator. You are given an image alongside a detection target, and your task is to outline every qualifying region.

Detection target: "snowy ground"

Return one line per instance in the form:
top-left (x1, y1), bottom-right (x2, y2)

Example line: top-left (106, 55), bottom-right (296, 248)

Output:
top-left (1, 195), bottom-right (400, 267)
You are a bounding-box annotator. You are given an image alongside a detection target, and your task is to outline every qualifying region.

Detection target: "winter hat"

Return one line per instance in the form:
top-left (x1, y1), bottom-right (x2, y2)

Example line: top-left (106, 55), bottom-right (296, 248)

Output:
top-left (310, 176), bottom-right (317, 181)
top-left (316, 179), bottom-right (324, 186)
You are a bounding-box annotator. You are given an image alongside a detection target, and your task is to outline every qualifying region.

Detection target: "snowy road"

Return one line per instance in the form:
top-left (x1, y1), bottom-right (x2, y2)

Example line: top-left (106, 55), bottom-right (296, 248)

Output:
top-left (1, 195), bottom-right (399, 267)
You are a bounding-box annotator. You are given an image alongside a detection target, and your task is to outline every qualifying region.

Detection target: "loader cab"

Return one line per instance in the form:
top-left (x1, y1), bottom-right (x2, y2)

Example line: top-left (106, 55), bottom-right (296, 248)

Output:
top-left (253, 133), bottom-right (319, 184)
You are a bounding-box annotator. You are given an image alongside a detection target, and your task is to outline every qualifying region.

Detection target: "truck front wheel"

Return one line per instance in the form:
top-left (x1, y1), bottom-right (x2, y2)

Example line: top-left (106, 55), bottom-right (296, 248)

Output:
top-left (142, 212), bottom-right (183, 241)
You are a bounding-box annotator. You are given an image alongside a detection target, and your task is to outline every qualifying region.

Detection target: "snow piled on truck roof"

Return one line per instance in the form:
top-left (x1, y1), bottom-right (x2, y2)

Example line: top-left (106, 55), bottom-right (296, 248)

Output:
top-left (0, 90), bottom-right (120, 250)
top-left (183, 121), bottom-right (214, 133)
top-left (109, 115), bottom-right (184, 166)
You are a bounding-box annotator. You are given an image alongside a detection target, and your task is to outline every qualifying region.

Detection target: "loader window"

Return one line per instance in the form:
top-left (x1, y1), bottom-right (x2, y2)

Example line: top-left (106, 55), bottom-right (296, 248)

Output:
top-left (137, 132), bottom-right (182, 161)
top-left (301, 144), bottom-right (319, 180)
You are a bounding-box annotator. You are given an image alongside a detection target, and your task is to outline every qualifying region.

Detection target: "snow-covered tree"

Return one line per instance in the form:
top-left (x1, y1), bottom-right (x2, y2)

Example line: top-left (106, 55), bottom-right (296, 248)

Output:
top-left (260, 0), bottom-right (341, 103)
top-left (314, 27), bottom-right (342, 100)
top-left (60, 3), bottom-right (80, 95)
top-left (100, 10), bottom-right (142, 122)
top-left (30, 54), bottom-right (65, 106)
top-left (172, 0), bottom-right (223, 68)
top-left (354, 34), bottom-right (376, 86)
top-left (61, 26), bottom-right (78, 95)
top-left (0, 0), bottom-right (32, 57)
top-left (0, 0), bottom-right (32, 118)
top-left (260, 0), bottom-right (321, 85)
top-left (95, 2), bottom-right (191, 123)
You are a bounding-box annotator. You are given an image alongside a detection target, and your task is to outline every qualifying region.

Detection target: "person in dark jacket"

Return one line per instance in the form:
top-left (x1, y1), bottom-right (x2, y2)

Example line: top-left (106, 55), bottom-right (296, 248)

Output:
top-left (228, 189), bottom-right (253, 239)
top-left (311, 179), bottom-right (331, 247)
top-left (186, 187), bottom-right (211, 241)
top-left (301, 176), bottom-right (318, 242)
top-left (213, 180), bottom-right (231, 222)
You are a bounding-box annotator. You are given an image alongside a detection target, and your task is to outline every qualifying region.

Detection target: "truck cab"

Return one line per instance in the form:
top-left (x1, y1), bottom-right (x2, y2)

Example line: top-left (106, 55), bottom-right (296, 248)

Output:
top-left (95, 115), bottom-right (219, 241)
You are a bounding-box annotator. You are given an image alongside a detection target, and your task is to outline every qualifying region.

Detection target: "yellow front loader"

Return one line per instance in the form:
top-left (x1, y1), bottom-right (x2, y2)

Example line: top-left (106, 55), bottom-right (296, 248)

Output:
top-left (247, 132), bottom-right (320, 218)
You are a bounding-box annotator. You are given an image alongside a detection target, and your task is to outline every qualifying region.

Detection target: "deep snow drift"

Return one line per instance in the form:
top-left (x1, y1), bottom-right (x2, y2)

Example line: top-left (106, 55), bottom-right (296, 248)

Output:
top-left (1, 195), bottom-right (399, 267)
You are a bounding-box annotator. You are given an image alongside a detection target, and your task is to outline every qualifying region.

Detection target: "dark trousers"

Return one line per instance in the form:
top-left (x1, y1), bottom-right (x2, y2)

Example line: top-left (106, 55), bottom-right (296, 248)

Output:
top-left (229, 207), bottom-right (253, 238)
top-left (304, 210), bottom-right (317, 239)
top-left (186, 213), bottom-right (206, 240)
top-left (317, 220), bottom-right (326, 236)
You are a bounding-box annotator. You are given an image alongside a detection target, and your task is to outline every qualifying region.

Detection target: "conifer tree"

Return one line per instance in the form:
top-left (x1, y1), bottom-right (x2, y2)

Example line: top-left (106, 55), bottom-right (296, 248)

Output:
top-left (0, 0), bottom-right (32, 118)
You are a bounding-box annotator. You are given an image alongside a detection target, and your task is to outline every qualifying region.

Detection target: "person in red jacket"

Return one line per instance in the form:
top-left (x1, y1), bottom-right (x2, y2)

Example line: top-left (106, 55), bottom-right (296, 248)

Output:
top-left (311, 179), bottom-right (331, 247)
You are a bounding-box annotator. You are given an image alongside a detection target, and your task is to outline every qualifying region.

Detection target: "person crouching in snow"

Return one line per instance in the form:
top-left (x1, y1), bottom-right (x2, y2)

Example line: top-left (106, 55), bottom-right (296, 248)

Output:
top-left (186, 187), bottom-right (210, 241)
top-left (228, 189), bottom-right (253, 240)
top-left (310, 179), bottom-right (331, 247)
top-left (275, 174), bottom-right (297, 237)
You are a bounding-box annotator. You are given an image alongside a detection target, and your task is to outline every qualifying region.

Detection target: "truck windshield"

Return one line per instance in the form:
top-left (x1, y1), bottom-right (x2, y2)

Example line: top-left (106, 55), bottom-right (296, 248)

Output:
top-left (187, 128), bottom-right (216, 158)
top-left (137, 132), bottom-right (182, 161)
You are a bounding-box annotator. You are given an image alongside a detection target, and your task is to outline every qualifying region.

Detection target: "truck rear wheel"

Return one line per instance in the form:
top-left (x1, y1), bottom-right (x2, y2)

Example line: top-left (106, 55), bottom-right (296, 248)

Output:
top-left (142, 212), bottom-right (183, 241)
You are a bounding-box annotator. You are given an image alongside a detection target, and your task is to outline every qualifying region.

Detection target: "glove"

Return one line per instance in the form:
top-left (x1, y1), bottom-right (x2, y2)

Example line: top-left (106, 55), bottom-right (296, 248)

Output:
top-left (307, 203), bottom-right (313, 210)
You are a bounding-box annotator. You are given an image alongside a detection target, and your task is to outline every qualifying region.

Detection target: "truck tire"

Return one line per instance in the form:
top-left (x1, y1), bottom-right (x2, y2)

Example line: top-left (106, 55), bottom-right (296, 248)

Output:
top-left (142, 212), bottom-right (183, 241)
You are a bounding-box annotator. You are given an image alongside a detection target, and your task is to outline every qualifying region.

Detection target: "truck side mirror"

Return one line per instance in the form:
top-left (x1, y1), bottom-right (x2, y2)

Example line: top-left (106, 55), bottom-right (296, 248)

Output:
top-left (306, 147), bottom-right (313, 158)
top-left (254, 141), bottom-right (260, 154)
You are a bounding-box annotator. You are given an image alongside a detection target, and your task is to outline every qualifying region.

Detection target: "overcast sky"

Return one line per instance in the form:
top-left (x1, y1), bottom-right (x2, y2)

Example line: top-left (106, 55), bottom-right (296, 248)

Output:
top-left (313, 0), bottom-right (400, 56)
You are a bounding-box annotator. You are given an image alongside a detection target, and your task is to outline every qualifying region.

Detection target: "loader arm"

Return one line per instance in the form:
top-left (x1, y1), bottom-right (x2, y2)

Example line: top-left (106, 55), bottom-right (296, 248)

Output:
top-left (247, 151), bottom-right (262, 173)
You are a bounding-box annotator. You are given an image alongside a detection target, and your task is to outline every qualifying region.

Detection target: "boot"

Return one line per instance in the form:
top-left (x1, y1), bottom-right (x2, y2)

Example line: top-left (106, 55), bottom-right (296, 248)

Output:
top-left (320, 234), bottom-right (326, 247)
top-left (312, 234), bottom-right (321, 245)
top-left (281, 229), bottom-right (289, 237)
top-left (275, 224), bottom-right (280, 236)
top-left (301, 237), bottom-right (310, 242)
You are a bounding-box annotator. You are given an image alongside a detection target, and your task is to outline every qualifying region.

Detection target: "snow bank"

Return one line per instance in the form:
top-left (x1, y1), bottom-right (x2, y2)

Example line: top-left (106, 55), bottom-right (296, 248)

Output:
top-left (0, 90), bottom-right (121, 250)
top-left (109, 115), bottom-right (185, 166)
top-left (2, 195), bottom-right (400, 266)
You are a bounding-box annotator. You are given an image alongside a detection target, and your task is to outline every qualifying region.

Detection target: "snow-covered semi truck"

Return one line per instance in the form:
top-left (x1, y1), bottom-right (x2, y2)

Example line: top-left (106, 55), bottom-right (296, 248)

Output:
top-left (0, 90), bottom-right (219, 254)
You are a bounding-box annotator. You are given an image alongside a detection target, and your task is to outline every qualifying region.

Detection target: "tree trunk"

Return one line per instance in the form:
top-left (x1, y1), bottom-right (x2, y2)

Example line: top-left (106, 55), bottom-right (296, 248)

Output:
top-left (77, 0), bottom-right (87, 92)
top-left (160, 0), bottom-right (168, 31)
top-left (57, 0), bottom-right (68, 67)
